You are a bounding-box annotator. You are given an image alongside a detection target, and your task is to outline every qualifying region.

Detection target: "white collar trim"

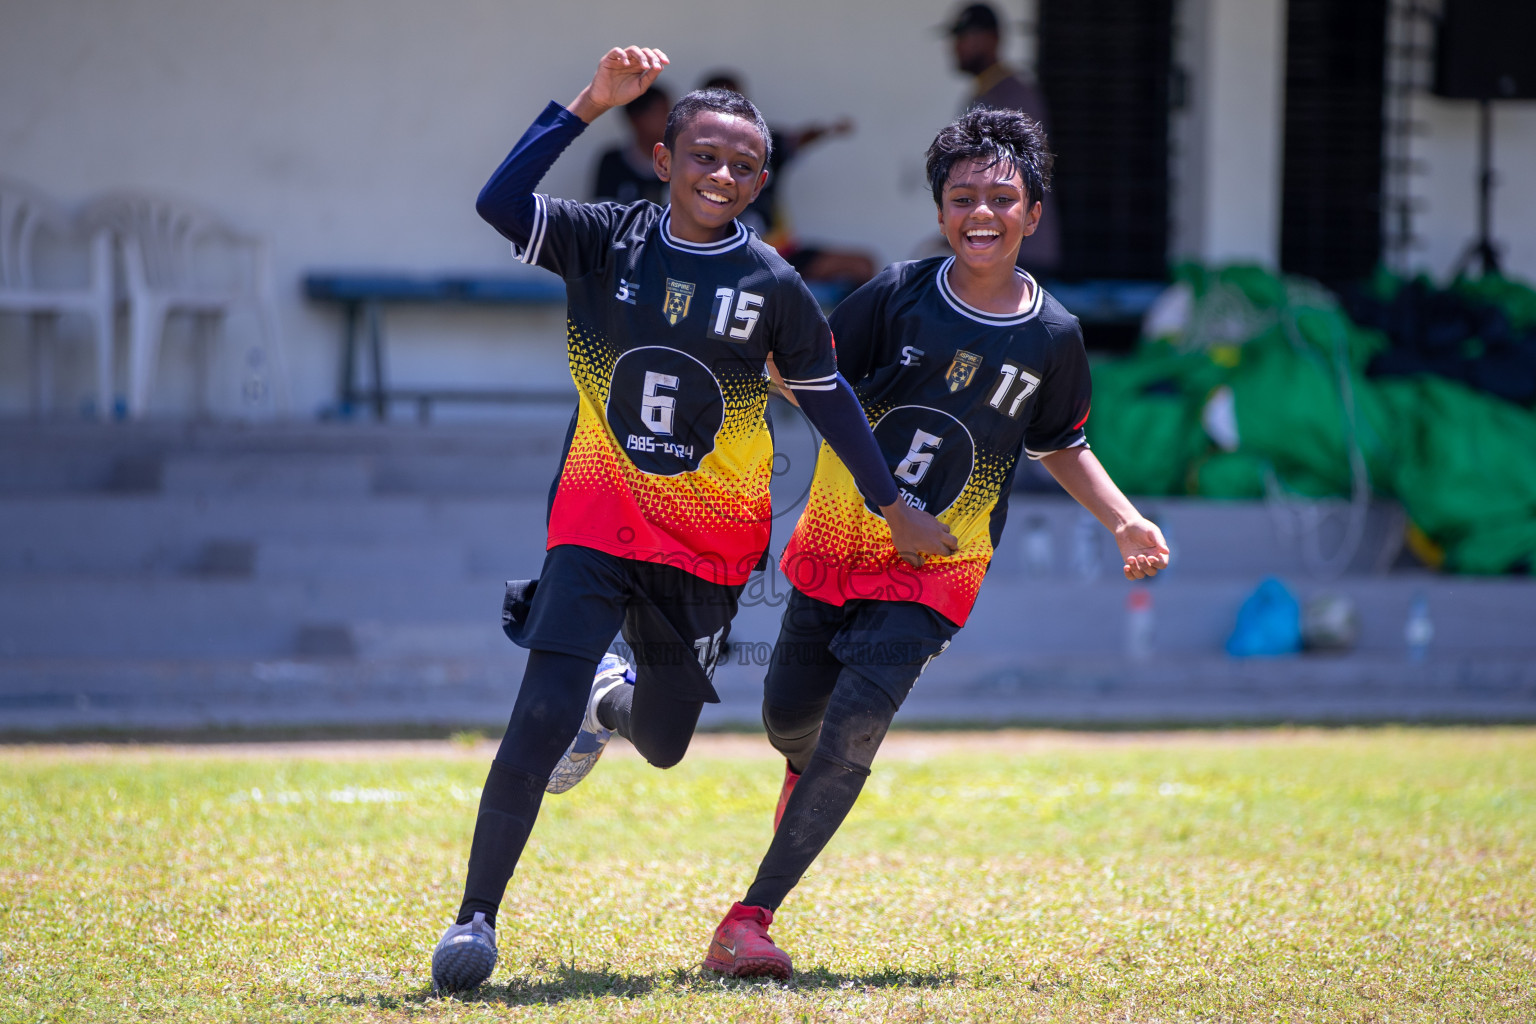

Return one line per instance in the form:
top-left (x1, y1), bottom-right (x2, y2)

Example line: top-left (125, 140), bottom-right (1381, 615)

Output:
top-left (660, 208), bottom-right (748, 254)
top-left (937, 256), bottom-right (1042, 325)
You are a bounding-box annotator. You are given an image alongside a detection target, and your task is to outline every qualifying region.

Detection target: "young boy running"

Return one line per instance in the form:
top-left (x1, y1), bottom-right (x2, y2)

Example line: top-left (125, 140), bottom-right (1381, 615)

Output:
top-left (429, 46), bottom-right (956, 994)
top-left (700, 108), bottom-right (1171, 979)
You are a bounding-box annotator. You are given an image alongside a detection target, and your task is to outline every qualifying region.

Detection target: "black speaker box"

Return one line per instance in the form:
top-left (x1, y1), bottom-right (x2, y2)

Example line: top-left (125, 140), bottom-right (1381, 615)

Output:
top-left (1434, 0), bottom-right (1536, 99)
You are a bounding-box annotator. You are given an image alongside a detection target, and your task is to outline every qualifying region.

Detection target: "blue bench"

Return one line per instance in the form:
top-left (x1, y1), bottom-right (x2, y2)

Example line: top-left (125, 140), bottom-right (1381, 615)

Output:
top-left (1043, 279), bottom-right (1165, 324)
top-left (304, 271), bottom-right (1161, 421)
top-left (303, 271), bottom-right (860, 421)
top-left (303, 272), bottom-right (572, 420)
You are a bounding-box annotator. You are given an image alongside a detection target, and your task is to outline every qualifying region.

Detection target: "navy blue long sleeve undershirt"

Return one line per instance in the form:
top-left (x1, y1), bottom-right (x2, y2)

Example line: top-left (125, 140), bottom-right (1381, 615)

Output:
top-left (477, 101), bottom-right (899, 510)
top-left (790, 379), bottom-right (897, 507)
top-left (475, 101), bottom-right (582, 247)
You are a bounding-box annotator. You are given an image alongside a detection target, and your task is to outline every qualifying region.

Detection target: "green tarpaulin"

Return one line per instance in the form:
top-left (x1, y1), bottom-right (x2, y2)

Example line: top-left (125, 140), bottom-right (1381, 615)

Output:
top-left (1087, 264), bottom-right (1536, 575)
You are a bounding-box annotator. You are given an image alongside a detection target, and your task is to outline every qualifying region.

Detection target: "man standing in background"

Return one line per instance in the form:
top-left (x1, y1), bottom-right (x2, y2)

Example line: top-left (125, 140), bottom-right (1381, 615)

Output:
top-left (698, 71), bottom-right (876, 289)
top-left (946, 2), bottom-right (1061, 274)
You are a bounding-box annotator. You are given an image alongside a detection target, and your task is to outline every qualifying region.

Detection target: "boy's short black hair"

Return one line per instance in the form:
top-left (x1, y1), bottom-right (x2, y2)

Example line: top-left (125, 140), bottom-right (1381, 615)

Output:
top-left (623, 86), bottom-right (670, 123)
top-left (664, 88), bottom-right (773, 165)
top-left (926, 107), bottom-right (1053, 208)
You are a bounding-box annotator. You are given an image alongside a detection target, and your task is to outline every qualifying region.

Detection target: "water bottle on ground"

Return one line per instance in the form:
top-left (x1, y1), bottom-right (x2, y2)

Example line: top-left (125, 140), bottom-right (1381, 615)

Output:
top-left (1405, 593), bottom-right (1433, 662)
top-left (1020, 515), bottom-right (1054, 577)
top-left (1071, 511), bottom-right (1103, 581)
top-left (1126, 587), bottom-right (1154, 662)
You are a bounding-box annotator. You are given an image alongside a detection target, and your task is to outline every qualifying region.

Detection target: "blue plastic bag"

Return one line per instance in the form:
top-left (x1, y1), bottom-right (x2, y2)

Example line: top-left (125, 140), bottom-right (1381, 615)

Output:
top-left (1226, 577), bottom-right (1302, 657)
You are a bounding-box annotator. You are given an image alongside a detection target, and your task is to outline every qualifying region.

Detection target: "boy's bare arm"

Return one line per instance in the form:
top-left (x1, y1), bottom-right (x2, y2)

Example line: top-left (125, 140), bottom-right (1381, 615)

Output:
top-left (1040, 446), bottom-right (1170, 580)
top-left (568, 46), bottom-right (670, 124)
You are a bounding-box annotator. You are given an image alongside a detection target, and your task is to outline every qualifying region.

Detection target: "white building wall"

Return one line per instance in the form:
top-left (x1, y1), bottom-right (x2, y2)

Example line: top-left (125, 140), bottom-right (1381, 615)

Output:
top-left (1171, 0), bottom-right (1288, 267)
top-left (1407, 98), bottom-right (1536, 280)
top-left (1172, 0), bottom-right (1536, 287)
top-left (0, 0), bottom-right (971, 418)
top-left (3, 0), bottom-right (1534, 419)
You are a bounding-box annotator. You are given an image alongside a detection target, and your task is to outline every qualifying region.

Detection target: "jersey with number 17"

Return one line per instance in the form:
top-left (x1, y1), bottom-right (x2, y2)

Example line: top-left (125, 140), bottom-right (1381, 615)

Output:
top-left (511, 197), bottom-right (837, 586)
top-left (781, 256), bottom-right (1093, 626)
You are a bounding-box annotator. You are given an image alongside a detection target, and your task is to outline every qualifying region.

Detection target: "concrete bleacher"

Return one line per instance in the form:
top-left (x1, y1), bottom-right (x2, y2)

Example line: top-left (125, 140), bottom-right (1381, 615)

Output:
top-left (1, 412), bottom-right (1533, 737)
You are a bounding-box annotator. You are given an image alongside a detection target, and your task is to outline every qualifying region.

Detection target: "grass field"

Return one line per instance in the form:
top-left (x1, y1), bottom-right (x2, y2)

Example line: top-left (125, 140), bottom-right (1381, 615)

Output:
top-left (2, 728), bottom-right (1532, 1023)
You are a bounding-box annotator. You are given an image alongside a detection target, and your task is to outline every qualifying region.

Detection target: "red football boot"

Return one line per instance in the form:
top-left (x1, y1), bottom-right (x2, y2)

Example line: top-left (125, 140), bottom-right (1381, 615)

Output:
top-left (702, 902), bottom-right (792, 979)
top-left (772, 762), bottom-right (801, 832)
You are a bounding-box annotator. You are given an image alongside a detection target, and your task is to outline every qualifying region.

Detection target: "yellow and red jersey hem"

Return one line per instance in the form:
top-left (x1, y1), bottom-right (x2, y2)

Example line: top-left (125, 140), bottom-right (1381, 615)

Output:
top-left (779, 545), bottom-right (980, 627)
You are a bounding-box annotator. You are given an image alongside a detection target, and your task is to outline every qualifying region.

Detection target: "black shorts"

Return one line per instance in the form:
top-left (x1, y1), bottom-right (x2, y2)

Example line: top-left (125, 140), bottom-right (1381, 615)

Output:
top-left (765, 587), bottom-right (960, 709)
top-left (501, 544), bottom-right (741, 703)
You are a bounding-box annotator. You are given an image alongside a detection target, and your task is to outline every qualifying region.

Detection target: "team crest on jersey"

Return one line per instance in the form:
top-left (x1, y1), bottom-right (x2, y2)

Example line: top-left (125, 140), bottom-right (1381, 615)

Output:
top-left (663, 279), bottom-right (696, 325)
top-left (945, 350), bottom-right (984, 392)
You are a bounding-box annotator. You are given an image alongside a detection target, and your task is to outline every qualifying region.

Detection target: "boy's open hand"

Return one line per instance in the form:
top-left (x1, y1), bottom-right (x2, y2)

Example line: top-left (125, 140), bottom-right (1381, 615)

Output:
top-left (1116, 518), bottom-right (1170, 580)
top-left (882, 501), bottom-right (960, 568)
top-left (569, 46), bottom-right (670, 123)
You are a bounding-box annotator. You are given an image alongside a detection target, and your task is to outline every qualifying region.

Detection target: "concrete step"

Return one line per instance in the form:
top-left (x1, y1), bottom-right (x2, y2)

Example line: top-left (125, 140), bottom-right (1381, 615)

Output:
top-left (0, 496), bottom-right (549, 576)
top-left (1, 492), bottom-right (1412, 583)
top-left (960, 574), bottom-right (1536, 658)
top-left (3, 652), bottom-right (1531, 737)
top-left (4, 417), bottom-right (1529, 735)
top-left (0, 417), bottom-right (575, 497)
top-left (161, 455), bottom-right (376, 498)
top-left (1, 573), bottom-right (1528, 660)
top-left (0, 416), bottom-right (1417, 581)
top-left (2, 415), bottom-right (1410, 575)
top-left (253, 540), bottom-right (473, 582)
top-left (0, 578), bottom-right (509, 658)
top-left (984, 497), bottom-right (1408, 581)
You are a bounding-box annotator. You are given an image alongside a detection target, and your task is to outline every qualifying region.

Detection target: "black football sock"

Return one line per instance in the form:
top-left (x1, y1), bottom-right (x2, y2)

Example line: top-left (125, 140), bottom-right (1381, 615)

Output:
top-left (596, 681), bottom-right (631, 733)
top-left (454, 648), bottom-right (596, 927)
top-left (456, 760), bottom-right (547, 927)
top-left (743, 754), bottom-right (868, 911)
top-left (743, 673), bottom-right (897, 911)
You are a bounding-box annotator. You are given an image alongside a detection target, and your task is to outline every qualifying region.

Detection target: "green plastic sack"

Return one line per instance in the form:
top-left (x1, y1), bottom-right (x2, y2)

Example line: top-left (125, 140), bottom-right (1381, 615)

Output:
top-left (1377, 375), bottom-right (1536, 574)
top-left (1085, 262), bottom-right (1536, 574)
top-left (1224, 329), bottom-right (1394, 498)
top-left (1087, 349), bottom-right (1216, 497)
top-left (1189, 451), bottom-right (1266, 499)
top-left (1452, 273), bottom-right (1536, 333)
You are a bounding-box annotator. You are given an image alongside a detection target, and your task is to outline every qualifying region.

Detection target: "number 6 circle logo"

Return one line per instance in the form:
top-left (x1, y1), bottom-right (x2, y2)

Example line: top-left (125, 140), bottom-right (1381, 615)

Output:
top-left (864, 405), bottom-right (975, 517)
top-left (606, 346), bottom-right (726, 475)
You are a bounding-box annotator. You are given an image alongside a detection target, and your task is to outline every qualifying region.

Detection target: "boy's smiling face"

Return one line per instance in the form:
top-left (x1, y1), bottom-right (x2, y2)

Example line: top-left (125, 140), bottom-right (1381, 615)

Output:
top-left (937, 157), bottom-right (1041, 273)
top-left (655, 110), bottom-right (768, 242)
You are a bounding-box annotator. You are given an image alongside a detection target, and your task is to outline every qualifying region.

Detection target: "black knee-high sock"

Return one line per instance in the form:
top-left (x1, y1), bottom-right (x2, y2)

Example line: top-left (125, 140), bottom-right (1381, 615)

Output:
top-left (454, 649), bottom-right (596, 926)
top-left (457, 760), bottom-right (546, 926)
top-left (743, 672), bottom-right (897, 911)
top-left (597, 682), bottom-right (631, 732)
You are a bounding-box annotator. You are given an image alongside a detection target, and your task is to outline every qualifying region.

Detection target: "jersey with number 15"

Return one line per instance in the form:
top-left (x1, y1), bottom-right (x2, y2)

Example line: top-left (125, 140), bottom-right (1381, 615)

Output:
top-left (512, 197), bottom-right (837, 586)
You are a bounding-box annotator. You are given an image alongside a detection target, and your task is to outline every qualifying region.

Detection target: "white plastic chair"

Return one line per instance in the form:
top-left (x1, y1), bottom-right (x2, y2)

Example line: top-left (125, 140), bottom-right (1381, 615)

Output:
top-left (81, 191), bottom-right (289, 418)
top-left (0, 177), bottom-right (114, 418)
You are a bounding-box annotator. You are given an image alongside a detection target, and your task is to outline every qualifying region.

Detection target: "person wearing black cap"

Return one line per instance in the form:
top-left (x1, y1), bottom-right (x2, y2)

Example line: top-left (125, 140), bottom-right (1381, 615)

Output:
top-left (945, 1), bottom-right (1060, 272)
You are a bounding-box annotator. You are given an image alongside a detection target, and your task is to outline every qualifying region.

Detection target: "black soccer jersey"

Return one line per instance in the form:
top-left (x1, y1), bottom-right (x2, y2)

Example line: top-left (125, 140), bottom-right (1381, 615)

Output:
top-left (780, 256), bottom-right (1092, 625)
top-left (513, 196), bottom-right (837, 585)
